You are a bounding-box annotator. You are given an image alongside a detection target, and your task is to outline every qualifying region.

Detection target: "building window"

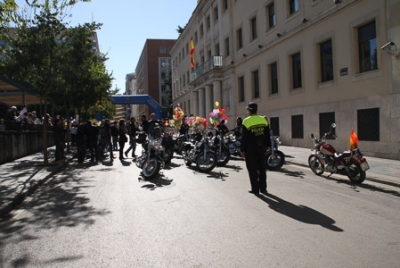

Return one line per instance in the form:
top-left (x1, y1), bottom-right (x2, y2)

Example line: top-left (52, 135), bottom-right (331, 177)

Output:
top-left (195, 31), bottom-right (198, 43)
top-left (215, 43), bottom-right (220, 56)
top-left (289, 0), bottom-right (299, 15)
top-left (270, 62), bottom-right (278, 94)
top-left (161, 73), bottom-right (166, 80)
top-left (291, 52), bottom-right (302, 89)
top-left (291, 114), bottom-right (304, 139)
top-left (236, 27), bottom-right (243, 50)
top-left (223, 0), bottom-right (228, 12)
top-left (225, 37), bottom-right (230, 56)
top-left (161, 85), bottom-right (166, 92)
top-left (358, 20), bottom-right (377, 73)
top-left (206, 15), bottom-right (211, 30)
top-left (320, 39), bottom-right (333, 82)
top-left (250, 16), bottom-right (257, 41)
top-left (160, 46), bottom-right (166, 54)
top-left (214, 6), bottom-right (218, 22)
top-left (252, 70), bottom-right (260, 99)
top-left (319, 112), bottom-right (336, 139)
top-left (270, 117), bottom-right (279, 136)
top-left (238, 76), bottom-right (245, 102)
top-left (200, 24), bottom-right (204, 37)
top-left (267, 3), bottom-right (276, 29)
top-left (358, 108), bottom-right (379, 141)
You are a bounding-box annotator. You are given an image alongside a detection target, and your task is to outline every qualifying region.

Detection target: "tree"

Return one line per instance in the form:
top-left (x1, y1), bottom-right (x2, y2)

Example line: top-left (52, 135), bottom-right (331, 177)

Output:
top-left (0, 0), bottom-right (117, 165)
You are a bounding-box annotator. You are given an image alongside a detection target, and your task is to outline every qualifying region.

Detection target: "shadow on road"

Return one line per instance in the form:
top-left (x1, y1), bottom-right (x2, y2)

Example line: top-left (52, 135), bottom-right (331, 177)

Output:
top-left (256, 193), bottom-right (343, 232)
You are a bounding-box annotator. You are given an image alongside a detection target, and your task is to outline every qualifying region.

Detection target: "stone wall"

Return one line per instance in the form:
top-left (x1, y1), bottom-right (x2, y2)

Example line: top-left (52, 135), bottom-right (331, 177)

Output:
top-left (0, 131), bottom-right (55, 164)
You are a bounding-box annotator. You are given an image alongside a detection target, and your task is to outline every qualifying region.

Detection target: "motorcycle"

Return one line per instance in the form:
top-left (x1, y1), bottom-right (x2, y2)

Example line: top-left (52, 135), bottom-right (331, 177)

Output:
top-left (308, 123), bottom-right (370, 184)
top-left (225, 134), bottom-right (242, 156)
top-left (265, 132), bottom-right (285, 170)
top-left (136, 125), bottom-right (165, 179)
top-left (161, 131), bottom-right (174, 164)
top-left (182, 130), bottom-right (218, 173)
top-left (173, 133), bottom-right (189, 155)
top-left (211, 132), bottom-right (231, 166)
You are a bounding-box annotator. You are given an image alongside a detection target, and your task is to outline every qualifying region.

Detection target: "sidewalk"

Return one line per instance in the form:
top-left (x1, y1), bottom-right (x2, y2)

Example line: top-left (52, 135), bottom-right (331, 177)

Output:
top-left (1, 145), bottom-right (399, 218)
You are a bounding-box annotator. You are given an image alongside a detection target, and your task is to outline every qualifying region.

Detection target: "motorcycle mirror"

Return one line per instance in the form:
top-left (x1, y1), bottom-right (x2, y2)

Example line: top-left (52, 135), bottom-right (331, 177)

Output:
top-left (331, 123), bottom-right (336, 128)
top-left (310, 133), bottom-right (314, 138)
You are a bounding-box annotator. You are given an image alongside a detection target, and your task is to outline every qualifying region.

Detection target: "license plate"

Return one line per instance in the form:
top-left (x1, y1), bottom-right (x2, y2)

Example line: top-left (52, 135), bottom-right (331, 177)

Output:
top-left (360, 161), bottom-right (370, 171)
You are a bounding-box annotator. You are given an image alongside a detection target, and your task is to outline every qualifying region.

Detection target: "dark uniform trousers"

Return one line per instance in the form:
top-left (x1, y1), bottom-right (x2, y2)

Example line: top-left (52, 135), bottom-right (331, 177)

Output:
top-left (245, 144), bottom-right (267, 192)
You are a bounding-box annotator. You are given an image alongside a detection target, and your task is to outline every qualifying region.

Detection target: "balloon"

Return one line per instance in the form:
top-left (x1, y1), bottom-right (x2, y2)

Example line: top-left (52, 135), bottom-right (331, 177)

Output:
top-left (215, 101), bottom-right (219, 107)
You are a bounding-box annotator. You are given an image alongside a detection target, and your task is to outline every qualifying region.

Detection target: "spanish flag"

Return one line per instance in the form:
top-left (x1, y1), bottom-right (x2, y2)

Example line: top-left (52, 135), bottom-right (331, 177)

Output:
top-left (350, 129), bottom-right (359, 151)
top-left (190, 38), bottom-right (195, 68)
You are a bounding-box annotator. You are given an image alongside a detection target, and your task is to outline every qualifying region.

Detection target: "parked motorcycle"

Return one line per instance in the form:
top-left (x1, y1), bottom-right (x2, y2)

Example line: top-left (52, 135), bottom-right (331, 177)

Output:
top-left (182, 130), bottom-right (217, 173)
top-left (136, 125), bottom-right (165, 179)
top-left (265, 132), bottom-right (285, 170)
top-left (211, 132), bottom-right (231, 166)
top-left (161, 131), bottom-right (174, 164)
top-left (308, 123), bottom-right (370, 184)
top-left (225, 134), bottom-right (242, 157)
top-left (173, 134), bottom-right (189, 155)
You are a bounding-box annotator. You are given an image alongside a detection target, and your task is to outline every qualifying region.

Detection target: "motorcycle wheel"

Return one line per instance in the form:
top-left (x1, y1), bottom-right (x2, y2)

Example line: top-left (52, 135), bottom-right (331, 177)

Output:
top-left (265, 150), bottom-right (285, 171)
top-left (308, 155), bottom-right (324, 175)
top-left (141, 158), bottom-right (160, 180)
top-left (163, 148), bottom-right (174, 165)
top-left (217, 148), bottom-right (230, 166)
top-left (347, 164), bottom-right (366, 184)
top-left (196, 152), bottom-right (217, 173)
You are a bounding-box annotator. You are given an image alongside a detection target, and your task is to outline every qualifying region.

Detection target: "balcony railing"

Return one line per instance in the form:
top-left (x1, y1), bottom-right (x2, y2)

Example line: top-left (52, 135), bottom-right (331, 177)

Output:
top-left (190, 56), bottom-right (222, 82)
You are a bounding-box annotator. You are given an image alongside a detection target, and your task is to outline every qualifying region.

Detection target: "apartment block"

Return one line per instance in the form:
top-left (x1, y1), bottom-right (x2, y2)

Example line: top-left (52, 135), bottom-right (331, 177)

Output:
top-left (135, 39), bottom-right (175, 119)
top-left (170, 0), bottom-right (400, 160)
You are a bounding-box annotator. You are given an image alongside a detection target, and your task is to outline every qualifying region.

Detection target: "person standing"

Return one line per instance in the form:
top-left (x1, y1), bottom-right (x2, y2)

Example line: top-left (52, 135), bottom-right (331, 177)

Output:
top-left (85, 121), bottom-right (100, 162)
top-left (232, 117), bottom-right (243, 138)
top-left (118, 119), bottom-right (128, 160)
top-left (216, 120), bottom-right (229, 137)
top-left (240, 102), bottom-right (271, 195)
top-left (141, 115), bottom-right (149, 133)
top-left (110, 122), bottom-right (119, 151)
top-left (53, 118), bottom-right (65, 163)
top-left (125, 117), bottom-right (139, 158)
top-left (104, 119), bottom-right (114, 160)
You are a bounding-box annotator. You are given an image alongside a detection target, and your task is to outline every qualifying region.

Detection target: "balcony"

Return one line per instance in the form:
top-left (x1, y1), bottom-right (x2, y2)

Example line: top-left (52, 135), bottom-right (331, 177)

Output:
top-left (190, 56), bottom-right (223, 83)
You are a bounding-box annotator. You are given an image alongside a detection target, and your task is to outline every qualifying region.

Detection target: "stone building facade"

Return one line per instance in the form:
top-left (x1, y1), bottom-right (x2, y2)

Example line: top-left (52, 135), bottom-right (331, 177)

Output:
top-left (170, 0), bottom-right (400, 160)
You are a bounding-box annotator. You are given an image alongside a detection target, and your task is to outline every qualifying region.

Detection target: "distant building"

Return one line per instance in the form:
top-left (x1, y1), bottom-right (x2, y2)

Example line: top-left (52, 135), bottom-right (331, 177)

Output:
top-left (170, 0), bottom-right (400, 160)
top-left (135, 39), bottom-right (175, 119)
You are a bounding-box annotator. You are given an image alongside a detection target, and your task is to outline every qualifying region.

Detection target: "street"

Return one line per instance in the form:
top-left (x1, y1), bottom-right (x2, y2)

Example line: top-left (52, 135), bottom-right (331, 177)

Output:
top-left (1, 151), bottom-right (400, 268)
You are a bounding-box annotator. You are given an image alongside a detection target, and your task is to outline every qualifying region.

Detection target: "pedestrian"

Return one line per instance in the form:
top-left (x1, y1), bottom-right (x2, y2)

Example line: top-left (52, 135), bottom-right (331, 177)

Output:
top-left (240, 102), bottom-right (271, 195)
top-left (147, 113), bottom-right (162, 139)
top-left (179, 116), bottom-right (189, 136)
top-left (85, 120), bottom-right (100, 162)
top-left (53, 118), bottom-right (65, 163)
top-left (125, 117), bottom-right (139, 158)
top-left (118, 119), bottom-right (128, 160)
top-left (104, 119), bottom-right (115, 160)
top-left (231, 117), bottom-right (243, 138)
top-left (216, 120), bottom-right (229, 137)
top-left (141, 114), bottom-right (149, 133)
top-left (110, 122), bottom-right (119, 151)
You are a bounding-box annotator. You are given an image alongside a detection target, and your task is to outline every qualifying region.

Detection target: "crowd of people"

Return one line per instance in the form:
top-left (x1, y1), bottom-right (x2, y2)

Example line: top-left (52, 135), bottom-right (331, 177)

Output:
top-left (1, 105), bottom-right (51, 131)
top-left (3, 103), bottom-right (271, 194)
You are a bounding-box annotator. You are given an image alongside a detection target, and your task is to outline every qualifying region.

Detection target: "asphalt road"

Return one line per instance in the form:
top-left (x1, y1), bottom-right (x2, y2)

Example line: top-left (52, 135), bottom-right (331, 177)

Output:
top-left (1, 153), bottom-right (399, 268)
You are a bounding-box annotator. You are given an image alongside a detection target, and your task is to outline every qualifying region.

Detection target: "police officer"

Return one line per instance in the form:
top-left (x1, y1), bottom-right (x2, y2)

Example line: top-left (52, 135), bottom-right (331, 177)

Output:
top-left (240, 102), bottom-right (271, 195)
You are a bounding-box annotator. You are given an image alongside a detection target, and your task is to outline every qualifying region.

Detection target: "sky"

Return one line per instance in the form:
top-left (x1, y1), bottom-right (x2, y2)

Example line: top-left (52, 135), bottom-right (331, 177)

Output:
top-left (16, 0), bottom-right (198, 93)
